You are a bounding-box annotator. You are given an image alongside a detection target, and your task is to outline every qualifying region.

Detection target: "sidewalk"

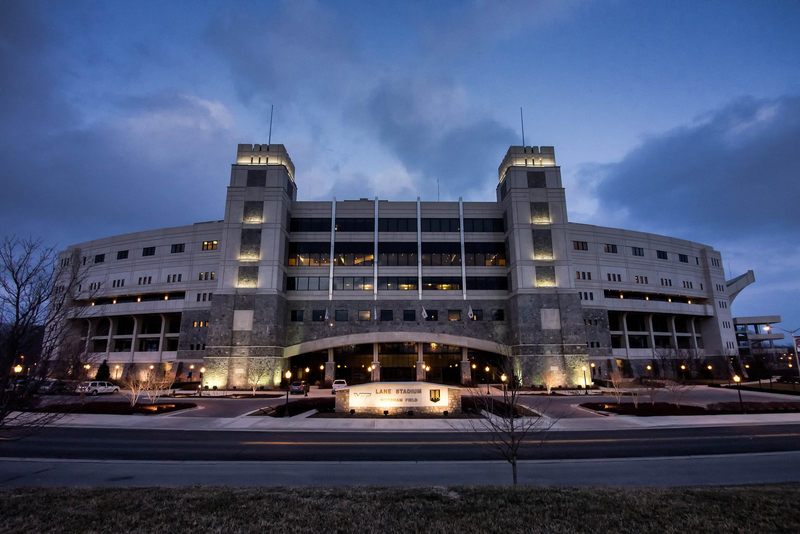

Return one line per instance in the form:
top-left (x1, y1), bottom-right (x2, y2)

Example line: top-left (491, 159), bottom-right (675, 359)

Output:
top-left (18, 409), bottom-right (800, 433)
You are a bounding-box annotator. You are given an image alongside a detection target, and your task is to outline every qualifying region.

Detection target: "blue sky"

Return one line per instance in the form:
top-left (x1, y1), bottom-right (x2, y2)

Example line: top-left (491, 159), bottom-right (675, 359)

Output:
top-left (1, 0), bottom-right (799, 334)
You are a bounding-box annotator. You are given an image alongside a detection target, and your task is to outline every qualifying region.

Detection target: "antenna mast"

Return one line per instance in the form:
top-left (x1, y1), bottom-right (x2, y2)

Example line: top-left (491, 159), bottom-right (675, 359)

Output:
top-left (268, 104), bottom-right (274, 146)
top-left (520, 107), bottom-right (525, 146)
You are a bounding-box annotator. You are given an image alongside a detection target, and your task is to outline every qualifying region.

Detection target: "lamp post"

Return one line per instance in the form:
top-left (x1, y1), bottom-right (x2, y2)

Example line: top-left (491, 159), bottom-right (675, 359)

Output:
top-left (500, 373), bottom-right (508, 397)
top-left (284, 370), bottom-right (292, 416)
top-left (582, 366), bottom-right (588, 395)
top-left (733, 375), bottom-right (744, 413)
top-left (485, 366), bottom-right (491, 394)
top-left (766, 325), bottom-right (800, 380)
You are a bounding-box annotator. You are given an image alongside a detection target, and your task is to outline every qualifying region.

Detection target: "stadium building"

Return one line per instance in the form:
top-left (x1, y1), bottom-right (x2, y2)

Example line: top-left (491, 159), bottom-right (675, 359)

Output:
top-left (59, 143), bottom-right (753, 388)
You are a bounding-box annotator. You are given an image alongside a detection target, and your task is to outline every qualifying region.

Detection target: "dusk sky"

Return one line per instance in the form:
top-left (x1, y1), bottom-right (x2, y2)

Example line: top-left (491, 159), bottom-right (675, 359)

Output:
top-left (2, 0), bottom-right (799, 334)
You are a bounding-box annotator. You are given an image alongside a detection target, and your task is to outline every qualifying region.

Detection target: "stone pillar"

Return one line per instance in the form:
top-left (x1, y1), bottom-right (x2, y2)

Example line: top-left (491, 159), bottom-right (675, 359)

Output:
top-left (416, 342), bottom-right (426, 381)
top-left (324, 347), bottom-right (335, 385)
top-left (460, 346), bottom-right (471, 385)
top-left (689, 317), bottom-right (699, 350)
top-left (371, 343), bottom-right (381, 381)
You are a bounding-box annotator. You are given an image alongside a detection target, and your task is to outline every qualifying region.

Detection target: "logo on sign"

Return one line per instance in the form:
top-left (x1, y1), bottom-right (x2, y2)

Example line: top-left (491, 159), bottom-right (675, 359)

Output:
top-left (429, 389), bottom-right (441, 403)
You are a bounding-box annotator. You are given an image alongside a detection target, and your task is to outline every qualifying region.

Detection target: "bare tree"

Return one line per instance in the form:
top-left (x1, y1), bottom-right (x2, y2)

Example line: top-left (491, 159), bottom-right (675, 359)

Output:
top-left (0, 237), bottom-right (88, 431)
top-left (246, 358), bottom-right (274, 396)
top-left (122, 372), bottom-right (148, 408)
top-left (142, 364), bottom-right (175, 404)
top-left (608, 368), bottom-right (625, 404)
top-left (464, 358), bottom-right (557, 485)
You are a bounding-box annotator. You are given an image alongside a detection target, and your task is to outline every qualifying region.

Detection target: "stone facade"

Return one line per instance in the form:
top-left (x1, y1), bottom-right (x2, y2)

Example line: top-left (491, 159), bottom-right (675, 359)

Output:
top-left (60, 143), bottom-right (747, 387)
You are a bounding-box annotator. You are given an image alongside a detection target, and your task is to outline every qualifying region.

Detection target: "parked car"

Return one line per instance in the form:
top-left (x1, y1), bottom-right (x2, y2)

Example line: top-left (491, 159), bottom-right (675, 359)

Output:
top-left (39, 379), bottom-right (71, 395)
top-left (331, 379), bottom-right (348, 394)
top-left (289, 381), bottom-right (308, 395)
top-left (77, 381), bottom-right (120, 395)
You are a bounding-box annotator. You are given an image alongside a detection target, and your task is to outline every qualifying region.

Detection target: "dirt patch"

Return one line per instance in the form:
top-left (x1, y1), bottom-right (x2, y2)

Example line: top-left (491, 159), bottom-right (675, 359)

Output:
top-left (28, 401), bottom-right (196, 415)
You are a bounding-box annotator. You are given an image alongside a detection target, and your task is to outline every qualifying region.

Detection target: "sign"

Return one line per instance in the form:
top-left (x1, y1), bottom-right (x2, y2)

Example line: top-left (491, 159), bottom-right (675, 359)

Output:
top-left (347, 382), bottom-right (450, 410)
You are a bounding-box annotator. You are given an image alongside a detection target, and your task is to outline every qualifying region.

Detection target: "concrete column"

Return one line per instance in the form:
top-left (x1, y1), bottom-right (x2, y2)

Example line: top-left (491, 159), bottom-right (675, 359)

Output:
top-left (416, 197), bottom-right (422, 301)
top-left (458, 197), bottom-right (466, 301)
top-left (130, 316), bottom-right (139, 363)
top-left (669, 315), bottom-right (679, 350)
top-left (460, 346), bottom-right (471, 385)
top-left (324, 347), bottom-right (335, 385)
top-left (371, 342), bottom-right (380, 381)
top-left (416, 342), bottom-right (426, 381)
top-left (104, 317), bottom-right (114, 357)
top-left (689, 317), bottom-right (699, 350)
top-left (373, 197), bottom-right (378, 301)
top-left (328, 199), bottom-right (336, 301)
top-left (84, 319), bottom-right (94, 354)
top-left (157, 314), bottom-right (167, 363)
top-left (647, 314), bottom-right (656, 355)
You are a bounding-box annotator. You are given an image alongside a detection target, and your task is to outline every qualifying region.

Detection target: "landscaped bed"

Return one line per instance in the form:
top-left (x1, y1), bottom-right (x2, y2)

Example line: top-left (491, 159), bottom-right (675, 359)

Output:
top-left (253, 396), bottom-right (539, 418)
top-left (582, 401), bottom-right (800, 416)
top-left (27, 401), bottom-right (197, 415)
top-left (1, 485), bottom-right (798, 533)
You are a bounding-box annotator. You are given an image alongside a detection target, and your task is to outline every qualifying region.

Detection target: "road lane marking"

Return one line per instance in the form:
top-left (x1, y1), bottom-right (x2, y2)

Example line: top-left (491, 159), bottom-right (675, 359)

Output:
top-left (240, 432), bottom-right (800, 447)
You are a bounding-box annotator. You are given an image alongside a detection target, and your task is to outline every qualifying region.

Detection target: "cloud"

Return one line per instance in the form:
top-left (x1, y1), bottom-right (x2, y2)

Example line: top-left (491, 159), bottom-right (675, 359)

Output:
top-left (591, 94), bottom-right (800, 242)
top-left (586, 94), bottom-right (800, 326)
top-left (0, 2), bottom-right (235, 247)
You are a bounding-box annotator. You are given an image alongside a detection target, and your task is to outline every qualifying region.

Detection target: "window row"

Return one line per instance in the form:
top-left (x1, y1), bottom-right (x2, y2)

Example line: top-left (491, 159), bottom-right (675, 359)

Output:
top-left (286, 276), bottom-right (508, 292)
top-left (572, 241), bottom-right (699, 265)
top-left (196, 292), bottom-right (213, 302)
top-left (86, 241), bottom-right (217, 265)
top-left (166, 274), bottom-right (182, 283)
top-left (290, 308), bottom-right (505, 322)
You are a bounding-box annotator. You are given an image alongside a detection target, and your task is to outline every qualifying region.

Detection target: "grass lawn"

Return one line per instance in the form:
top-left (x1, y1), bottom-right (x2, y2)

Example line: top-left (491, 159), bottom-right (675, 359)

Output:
top-left (2, 485), bottom-right (798, 533)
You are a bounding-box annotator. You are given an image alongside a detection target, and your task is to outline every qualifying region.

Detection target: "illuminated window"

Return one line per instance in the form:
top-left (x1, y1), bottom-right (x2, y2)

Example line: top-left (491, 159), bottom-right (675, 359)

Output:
top-left (572, 241), bottom-right (588, 251)
top-left (448, 310), bottom-right (462, 322)
top-left (358, 310), bottom-right (371, 321)
top-left (202, 240), bottom-right (219, 251)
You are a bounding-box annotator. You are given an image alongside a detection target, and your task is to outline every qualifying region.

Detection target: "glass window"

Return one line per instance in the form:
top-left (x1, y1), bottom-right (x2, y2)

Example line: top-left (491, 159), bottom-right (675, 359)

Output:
top-left (335, 218), bottom-right (375, 232)
top-left (470, 309), bottom-right (484, 321)
top-left (527, 171), bottom-right (546, 188)
top-left (657, 250), bottom-right (668, 260)
top-left (492, 309), bottom-right (505, 321)
top-left (290, 310), bottom-right (304, 322)
top-left (246, 169), bottom-right (266, 187)
top-left (380, 309), bottom-right (393, 321)
top-left (424, 309), bottom-right (439, 321)
top-left (448, 310), bottom-right (462, 321)
top-left (94, 254), bottom-right (105, 263)
top-left (202, 240), bottom-right (218, 251)
top-left (679, 254), bottom-right (689, 263)
top-left (604, 244), bottom-right (618, 254)
top-left (312, 309), bottom-right (326, 322)
top-left (358, 310), bottom-right (371, 321)
top-left (142, 247), bottom-right (156, 256)
top-left (335, 309), bottom-right (348, 322)
top-left (171, 243), bottom-right (185, 254)
top-left (116, 250), bottom-right (128, 260)
top-left (632, 247), bottom-right (644, 257)
top-left (290, 218), bottom-right (331, 232)
top-left (572, 241), bottom-right (588, 251)
top-left (403, 309), bottom-right (416, 321)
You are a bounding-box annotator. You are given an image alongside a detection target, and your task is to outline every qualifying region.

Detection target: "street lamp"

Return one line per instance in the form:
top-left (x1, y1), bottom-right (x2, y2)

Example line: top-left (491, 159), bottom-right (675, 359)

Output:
top-left (582, 366), bottom-right (588, 395)
top-left (500, 373), bottom-right (508, 396)
top-left (733, 375), bottom-right (745, 413)
top-left (13, 364), bottom-right (23, 374)
top-left (284, 370), bottom-right (292, 416)
top-left (485, 366), bottom-right (491, 394)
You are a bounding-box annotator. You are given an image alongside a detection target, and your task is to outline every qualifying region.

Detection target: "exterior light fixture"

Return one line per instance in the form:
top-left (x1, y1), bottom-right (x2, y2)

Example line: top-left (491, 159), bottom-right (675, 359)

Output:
top-left (189, 364), bottom-right (195, 370)
top-left (304, 367), bottom-right (310, 373)
top-left (707, 364), bottom-right (713, 370)
top-left (590, 362), bottom-right (596, 368)
top-left (200, 367), bottom-right (206, 374)
top-left (733, 375), bottom-right (741, 383)
top-left (319, 364), bottom-right (325, 371)
top-left (164, 295), bottom-right (169, 300)
top-left (485, 366), bottom-right (490, 373)
top-left (83, 364), bottom-right (91, 370)
top-left (500, 373), bottom-right (508, 382)
top-left (13, 364), bottom-right (23, 374)
top-left (285, 370), bottom-right (292, 379)
top-left (471, 363), bottom-right (477, 369)
top-left (680, 364), bottom-right (687, 370)
top-left (646, 364), bottom-right (652, 371)
top-left (149, 364), bottom-right (155, 370)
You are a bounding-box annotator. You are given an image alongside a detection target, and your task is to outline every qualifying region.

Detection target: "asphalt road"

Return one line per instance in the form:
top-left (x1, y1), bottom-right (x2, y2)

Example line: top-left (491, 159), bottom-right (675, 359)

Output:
top-left (3, 424), bottom-right (800, 462)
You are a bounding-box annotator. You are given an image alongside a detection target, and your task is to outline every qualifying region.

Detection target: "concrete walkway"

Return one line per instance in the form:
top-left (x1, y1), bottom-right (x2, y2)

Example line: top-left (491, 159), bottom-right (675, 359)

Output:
top-left (2, 451), bottom-right (799, 487)
top-left (14, 409), bottom-right (800, 433)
